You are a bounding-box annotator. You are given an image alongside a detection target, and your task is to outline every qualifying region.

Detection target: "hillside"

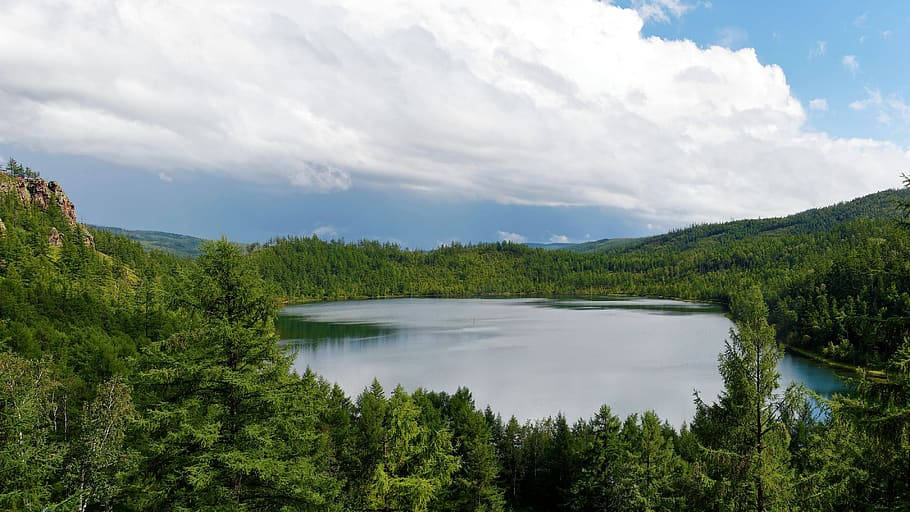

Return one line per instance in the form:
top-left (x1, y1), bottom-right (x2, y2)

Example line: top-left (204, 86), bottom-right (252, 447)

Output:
top-left (525, 189), bottom-right (908, 255)
top-left (583, 188), bottom-right (910, 254)
top-left (89, 225), bottom-right (205, 257)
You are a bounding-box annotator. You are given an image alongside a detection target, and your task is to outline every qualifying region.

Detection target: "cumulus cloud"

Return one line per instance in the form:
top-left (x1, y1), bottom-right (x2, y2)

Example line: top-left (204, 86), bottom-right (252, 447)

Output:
top-left (0, 0), bottom-right (907, 224)
top-left (842, 55), bottom-right (860, 75)
top-left (809, 98), bottom-right (828, 111)
top-left (549, 234), bottom-right (571, 243)
top-left (157, 172), bottom-right (173, 183)
top-left (497, 231), bottom-right (527, 243)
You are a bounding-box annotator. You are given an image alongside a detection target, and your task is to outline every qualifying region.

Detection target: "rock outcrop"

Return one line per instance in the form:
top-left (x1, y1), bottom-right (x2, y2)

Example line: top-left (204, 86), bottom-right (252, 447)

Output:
top-left (0, 174), bottom-right (94, 248)
top-left (48, 227), bottom-right (63, 247)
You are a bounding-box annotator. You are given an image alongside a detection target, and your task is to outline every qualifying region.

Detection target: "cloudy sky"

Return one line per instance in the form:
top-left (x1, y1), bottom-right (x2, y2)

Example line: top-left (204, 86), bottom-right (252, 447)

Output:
top-left (1, 0), bottom-right (909, 247)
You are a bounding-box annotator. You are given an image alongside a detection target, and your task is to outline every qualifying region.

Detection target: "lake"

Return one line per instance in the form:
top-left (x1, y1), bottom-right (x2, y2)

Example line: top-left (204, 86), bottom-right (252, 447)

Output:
top-left (276, 297), bottom-right (845, 425)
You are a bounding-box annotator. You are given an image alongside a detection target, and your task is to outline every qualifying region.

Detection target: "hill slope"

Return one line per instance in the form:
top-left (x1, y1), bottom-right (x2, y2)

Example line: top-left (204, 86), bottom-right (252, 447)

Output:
top-left (581, 188), bottom-right (910, 254)
top-left (89, 225), bottom-right (206, 256)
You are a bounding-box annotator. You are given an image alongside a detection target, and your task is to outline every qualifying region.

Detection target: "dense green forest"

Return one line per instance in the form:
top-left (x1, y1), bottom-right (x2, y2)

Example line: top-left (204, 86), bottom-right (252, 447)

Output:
top-left (1, 165), bottom-right (909, 510)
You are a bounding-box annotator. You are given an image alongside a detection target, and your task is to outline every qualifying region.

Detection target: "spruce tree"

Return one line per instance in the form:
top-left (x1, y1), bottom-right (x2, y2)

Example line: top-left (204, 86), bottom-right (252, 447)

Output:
top-left (692, 286), bottom-right (796, 511)
top-left (133, 239), bottom-right (340, 510)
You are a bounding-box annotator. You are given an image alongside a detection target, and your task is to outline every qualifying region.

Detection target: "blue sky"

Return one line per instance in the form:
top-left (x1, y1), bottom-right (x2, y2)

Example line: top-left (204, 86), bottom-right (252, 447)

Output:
top-left (1, 0), bottom-right (908, 247)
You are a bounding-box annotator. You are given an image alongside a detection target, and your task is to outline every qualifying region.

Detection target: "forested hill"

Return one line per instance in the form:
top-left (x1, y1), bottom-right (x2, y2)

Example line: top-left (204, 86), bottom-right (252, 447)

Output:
top-left (89, 225), bottom-right (205, 257)
top-left (557, 187), bottom-right (910, 254)
top-left (598, 187), bottom-right (910, 254)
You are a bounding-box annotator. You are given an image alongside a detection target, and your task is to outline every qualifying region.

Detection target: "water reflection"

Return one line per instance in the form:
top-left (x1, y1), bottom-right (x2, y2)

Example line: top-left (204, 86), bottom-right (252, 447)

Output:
top-left (277, 297), bottom-right (845, 424)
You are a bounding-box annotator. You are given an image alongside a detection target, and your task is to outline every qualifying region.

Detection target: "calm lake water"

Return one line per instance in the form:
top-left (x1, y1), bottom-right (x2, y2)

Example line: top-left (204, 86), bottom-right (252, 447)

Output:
top-left (277, 297), bottom-right (845, 425)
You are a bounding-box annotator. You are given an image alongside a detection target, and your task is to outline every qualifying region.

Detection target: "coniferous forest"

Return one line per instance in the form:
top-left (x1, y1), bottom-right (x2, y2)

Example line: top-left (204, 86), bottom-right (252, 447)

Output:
top-left (2, 165), bottom-right (910, 511)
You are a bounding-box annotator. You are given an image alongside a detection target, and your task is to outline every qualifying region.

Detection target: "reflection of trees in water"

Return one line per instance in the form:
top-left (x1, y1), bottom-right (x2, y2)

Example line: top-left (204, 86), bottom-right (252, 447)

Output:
top-left (276, 316), bottom-right (397, 349)
top-left (535, 298), bottom-right (724, 316)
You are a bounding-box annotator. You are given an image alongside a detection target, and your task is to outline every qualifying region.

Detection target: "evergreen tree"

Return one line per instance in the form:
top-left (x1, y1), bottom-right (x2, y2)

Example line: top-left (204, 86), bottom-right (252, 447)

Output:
top-left (622, 411), bottom-right (682, 511)
top-left (567, 405), bottom-right (624, 511)
top-left (443, 388), bottom-right (505, 512)
top-left (365, 385), bottom-right (460, 512)
top-left (133, 239), bottom-right (340, 510)
top-left (692, 287), bottom-right (796, 511)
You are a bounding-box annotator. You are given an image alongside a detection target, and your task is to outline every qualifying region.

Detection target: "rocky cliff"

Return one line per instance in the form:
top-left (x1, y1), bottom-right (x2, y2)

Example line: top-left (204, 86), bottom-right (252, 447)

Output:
top-left (0, 173), bottom-right (94, 248)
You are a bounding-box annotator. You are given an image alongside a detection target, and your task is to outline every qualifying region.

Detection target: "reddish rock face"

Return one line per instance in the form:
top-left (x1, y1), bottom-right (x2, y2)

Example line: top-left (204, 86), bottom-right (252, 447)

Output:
top-left (1, 177), bottom-right (78, 227)
top-left (1, 174), bottom-right (90, 246)
top-left (48, 181), bottom-right (78, 227)
top-left (26, 178), bottom-right (52, 210)
top-left (0, 178), bottom-right (33, 205)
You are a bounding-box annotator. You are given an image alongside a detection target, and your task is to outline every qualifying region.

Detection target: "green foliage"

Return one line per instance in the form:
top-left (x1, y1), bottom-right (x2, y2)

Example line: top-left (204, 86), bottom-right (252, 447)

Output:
top-left (0, 355), bottom-right (62, 511)
top-left (133, 239), bottom-right (341, 510)
top-left (692, 287), bottom-right (796, 511)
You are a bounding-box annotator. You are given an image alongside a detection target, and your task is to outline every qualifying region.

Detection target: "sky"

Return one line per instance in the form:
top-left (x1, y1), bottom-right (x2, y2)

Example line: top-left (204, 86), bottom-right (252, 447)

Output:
top-left (1, 0), bottom-right (908, 247)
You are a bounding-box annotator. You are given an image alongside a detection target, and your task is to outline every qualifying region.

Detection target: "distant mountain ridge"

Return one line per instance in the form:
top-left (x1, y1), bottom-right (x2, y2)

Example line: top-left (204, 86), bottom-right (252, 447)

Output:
top-left (89, 225), bottom-right (205, 256)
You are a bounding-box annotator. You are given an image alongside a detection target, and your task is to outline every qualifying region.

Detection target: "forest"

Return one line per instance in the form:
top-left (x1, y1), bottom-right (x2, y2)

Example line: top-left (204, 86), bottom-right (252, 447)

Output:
top-left (1, 164), bottom-right (909, 511)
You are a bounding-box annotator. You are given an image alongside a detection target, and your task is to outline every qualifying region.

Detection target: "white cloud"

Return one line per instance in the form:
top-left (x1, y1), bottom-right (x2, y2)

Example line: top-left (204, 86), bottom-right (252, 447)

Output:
top-left (0, 0), bottom-right (907, 225)
top-left (549, 234), bottom-right (571, 243)
top-left (808, 40), bottom-right (826, 59)
top-left (882, 30), bottom-right (892, 39)
top-left (809, 98), bottom-right (828, 111)
top-left (312, 225), bottom-right (339, 238)
top-left (842, 55), bottom-right (859, 75)
top-left (849, 88), bottom-right (883, 110)
top-left (849, 89), bottom-right (910, 125)
top-left (853, 12), bottom-right (868, 27)
top-left (497, 231), bottom-right (527, 243)
top-left (859, 35), bottom-right (866, 44)
top-left (629, 0), bottom-right (693, 23)
top-left (716, 27), bottom-right (748, 49)
top-left (157, 172), bottom-right (173, 182)
top-left (888, 97), bottom-right (910, 122)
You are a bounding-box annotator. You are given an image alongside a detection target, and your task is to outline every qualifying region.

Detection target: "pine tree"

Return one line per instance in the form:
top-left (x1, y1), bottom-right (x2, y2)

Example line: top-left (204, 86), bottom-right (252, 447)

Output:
top-left (133, 239), bottom-right (340, 510)
top-left (692, 286), bottom-right (796, 511)
top-left (622, 411), bottom-right (682, 511)
top-left (365, 385), bottom-right (460, 512)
